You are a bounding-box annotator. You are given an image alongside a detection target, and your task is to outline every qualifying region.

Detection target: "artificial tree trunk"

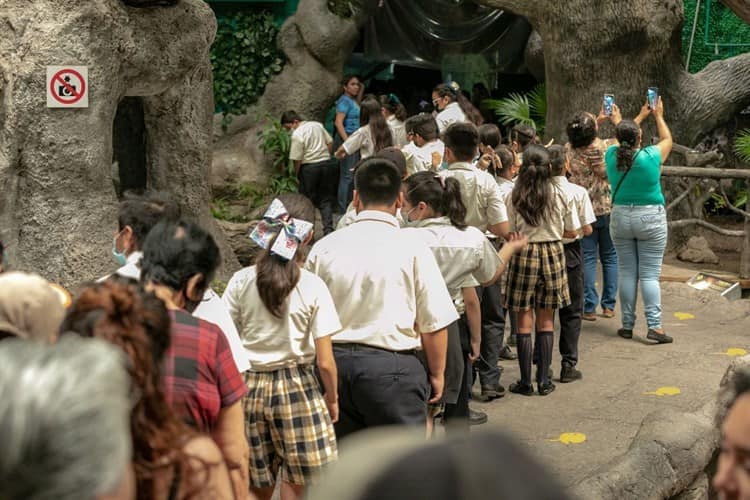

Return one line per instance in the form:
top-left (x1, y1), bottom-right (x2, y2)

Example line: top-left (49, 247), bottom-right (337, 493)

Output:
top-left (475, 0), bottom-right (750, 146)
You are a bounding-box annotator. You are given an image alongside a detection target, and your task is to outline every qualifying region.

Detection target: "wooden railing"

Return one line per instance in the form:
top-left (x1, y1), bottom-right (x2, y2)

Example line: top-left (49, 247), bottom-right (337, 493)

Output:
top-left (662, 166), bottom-right (750, 279)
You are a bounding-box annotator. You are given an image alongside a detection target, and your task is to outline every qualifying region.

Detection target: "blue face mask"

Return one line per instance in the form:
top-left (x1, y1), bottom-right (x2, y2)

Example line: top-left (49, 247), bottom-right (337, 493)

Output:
top-left (112, 235), bottom-right (127, 266)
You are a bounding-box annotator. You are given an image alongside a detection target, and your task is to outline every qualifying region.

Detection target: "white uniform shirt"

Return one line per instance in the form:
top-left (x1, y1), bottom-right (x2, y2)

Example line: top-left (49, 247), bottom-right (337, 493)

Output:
top-left (387, 116), bottom-right (408, 147)
top-left (553, 176), bottom-right (597, 244)
top-left (436, 102), bottom-right (466, 134)
top-left (403, 217), bottom-right (501, 314)
top-left (306, 210), bottom-right (458, 351)
top-left (496, 176), bottom-right (514, 205)
top-left (222, 266), bottom-right (341, 371)
top-left (108, 251), bottom-right (251, 372)
top-left (336, 203), bottom-right (405, 231)
top-left (403, 140), bottom-right (445, 175)
top-left (289, 121), bottom-right (333, 165)
top-left (343, 124), bottom-right (375, 159)
top-left (442, 162), bottom-right (508, 231)
top-left (507, 184), bottom-right (581, 242)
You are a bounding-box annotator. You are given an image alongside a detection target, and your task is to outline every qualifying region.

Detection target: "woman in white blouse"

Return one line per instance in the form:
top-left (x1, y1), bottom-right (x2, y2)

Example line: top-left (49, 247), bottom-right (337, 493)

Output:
top-left (379, 94), bottom-right (408, 147)
top-left (432, 82), bottom-right (484, 134)
top-left (335, 98), bottom-right (394, 161)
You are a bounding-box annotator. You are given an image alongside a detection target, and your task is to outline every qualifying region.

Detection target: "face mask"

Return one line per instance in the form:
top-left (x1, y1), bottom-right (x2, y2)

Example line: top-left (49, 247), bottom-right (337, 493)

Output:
top-left (112, 235), bottom-right (127, 266)
top-left (402, 207), bottom-right (419, 227)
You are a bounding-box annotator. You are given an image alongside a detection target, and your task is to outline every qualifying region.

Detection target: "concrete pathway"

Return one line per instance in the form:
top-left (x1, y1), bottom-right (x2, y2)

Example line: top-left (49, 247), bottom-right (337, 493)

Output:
top-left (475, 280), bottom-right (750, 493)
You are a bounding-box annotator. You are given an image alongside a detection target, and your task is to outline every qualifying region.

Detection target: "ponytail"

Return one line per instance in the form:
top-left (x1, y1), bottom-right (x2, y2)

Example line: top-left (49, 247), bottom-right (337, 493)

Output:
top-left (493, 145), bottom-right (515, 178)
top-left (379, 94), bottom-right (408, 122)
top-left (404, 171), bottom-right (467, 229)
top-left (254, 194), bottom-right (315, 319)
top-left (511, 145), bottom-right (553, 227)
top-left (433, 82), bottom-right (484, 127)
top-left (615, 120), bottom-right (641, 173)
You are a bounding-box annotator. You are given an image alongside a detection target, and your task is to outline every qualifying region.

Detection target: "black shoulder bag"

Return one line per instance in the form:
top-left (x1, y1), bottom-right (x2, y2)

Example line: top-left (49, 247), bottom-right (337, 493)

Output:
top-left (610, 148), bottom-right (642, 207)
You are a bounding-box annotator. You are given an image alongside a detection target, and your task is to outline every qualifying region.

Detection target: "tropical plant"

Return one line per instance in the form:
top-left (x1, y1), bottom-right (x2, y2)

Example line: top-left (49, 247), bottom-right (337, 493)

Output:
top-left (258, 117), bottom-right (298, 193)
top-left (211, 12), bottom-right (285, 129)
top-left (734, 129), bottom-right (750, 164)
top-left (486, 83), bottom-right (547, 134)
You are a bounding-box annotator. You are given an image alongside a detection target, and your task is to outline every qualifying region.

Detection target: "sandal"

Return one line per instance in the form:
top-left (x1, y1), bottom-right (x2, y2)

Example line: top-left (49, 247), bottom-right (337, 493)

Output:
top-left (601, 308), bottom-right (615, 318)
top-left (582, 312), bottom-right (597, 321)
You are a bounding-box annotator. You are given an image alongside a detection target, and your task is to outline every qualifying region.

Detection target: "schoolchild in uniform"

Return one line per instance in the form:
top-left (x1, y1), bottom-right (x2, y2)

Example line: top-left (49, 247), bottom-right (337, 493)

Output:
top-left (306, 158), bottom-right (458, 439)
top-left (441, 122), bottom-right (511, 402)
top-left (282, 111), bottom-right (338, 235)
top-left (545, 145), bottom-right (596, 383)
top-left (475, 124), bottom-right (502, 172)
top-left (379, 94), bottom-right (409, 147)
top-left (402, 172), bottom-right (527, 430)
top-left (223, 193), bottom-right (340, 500)
top-left (335, 98), bottom-right (393, 163)
top-left (432, 82), bottom-right (484, 134)
top-left (402, 114), bottom-right (445, 175)
top-left (506, 145), bottom-right (581, 396)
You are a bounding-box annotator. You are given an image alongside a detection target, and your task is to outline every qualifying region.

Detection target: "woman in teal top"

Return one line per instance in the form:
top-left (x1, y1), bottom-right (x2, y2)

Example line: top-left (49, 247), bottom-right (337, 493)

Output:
top-left (604, 97), bottom-right (673, 344)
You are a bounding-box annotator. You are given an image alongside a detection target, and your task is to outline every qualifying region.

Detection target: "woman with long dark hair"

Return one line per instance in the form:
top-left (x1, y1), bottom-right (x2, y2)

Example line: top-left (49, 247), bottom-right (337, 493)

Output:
top-left (566, 110), bottom-right (620, 321)
top-left (378, 94), bottom-right (408, 147)
top-left (432, 82), bottom-right (484, 133)
top-left (223, 193), bottom-right (340, 500)
top-left (402, 172), bottom-right (526, 429)
top-left (62, 280), bottom-right (236, 500)
top-left (605, 97), bottom-right (673, 344)
top-left (334, 75), bottom-right (363, 213)
top-left (506, 145), bottom-right (580, 397)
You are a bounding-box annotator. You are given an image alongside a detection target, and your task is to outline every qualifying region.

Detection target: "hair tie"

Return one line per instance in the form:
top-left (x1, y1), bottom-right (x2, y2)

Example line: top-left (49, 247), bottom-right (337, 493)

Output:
top-left (435, 174), bottom-right (446, 189)
top-left (388, 93), bottom-right (400, 105)
top-left (249, 199), bottom-right (313, 261)
top-left (621, 140), bottom-right (631, 148)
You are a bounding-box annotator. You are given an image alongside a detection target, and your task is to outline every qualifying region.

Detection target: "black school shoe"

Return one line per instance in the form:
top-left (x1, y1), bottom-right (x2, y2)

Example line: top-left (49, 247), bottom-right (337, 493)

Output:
top-left (647, 329), bottom-right (673, 344)
top-left (560, 365), bottom-right (582, 383)
top-left (509, 381), bottom-right (535, 396)
top-left (617, 328), bottom-right (633, 339)
top-left (499, 345), bottom-right (518, 360)
top-left (538, 381), bottom-right (556, 396)
top-left (476, 384), bottom-right (506, 402)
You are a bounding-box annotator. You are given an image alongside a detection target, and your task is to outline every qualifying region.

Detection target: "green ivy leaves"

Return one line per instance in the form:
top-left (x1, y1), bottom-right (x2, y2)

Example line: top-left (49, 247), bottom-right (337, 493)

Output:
top-left (211, 11), bottom-right (286, 128)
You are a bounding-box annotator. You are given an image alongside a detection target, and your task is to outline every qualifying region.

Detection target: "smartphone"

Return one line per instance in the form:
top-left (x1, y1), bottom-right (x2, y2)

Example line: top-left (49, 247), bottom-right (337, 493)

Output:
top-left (647, 87), bottom-right (659, 110)
top-left (603, 94), bottom-right (615, 116)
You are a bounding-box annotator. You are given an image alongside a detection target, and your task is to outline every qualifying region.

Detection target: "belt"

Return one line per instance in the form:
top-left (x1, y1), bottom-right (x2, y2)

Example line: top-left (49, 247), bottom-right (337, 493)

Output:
top-left (333, 342), bottom-right (419, 356)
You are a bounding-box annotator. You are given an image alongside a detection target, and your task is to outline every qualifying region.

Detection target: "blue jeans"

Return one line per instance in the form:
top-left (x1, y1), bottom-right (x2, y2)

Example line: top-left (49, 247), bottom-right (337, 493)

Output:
top-left (334, 134), bottom-right (359, 213)
top-left (581, 214), bottom-right (618, 313)
top-left (610, 205), bottom-right (668, 331)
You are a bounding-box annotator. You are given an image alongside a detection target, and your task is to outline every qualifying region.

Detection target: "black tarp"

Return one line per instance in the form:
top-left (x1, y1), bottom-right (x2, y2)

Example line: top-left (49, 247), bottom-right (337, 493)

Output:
top-left (363, 0), bottom-right (532, 78)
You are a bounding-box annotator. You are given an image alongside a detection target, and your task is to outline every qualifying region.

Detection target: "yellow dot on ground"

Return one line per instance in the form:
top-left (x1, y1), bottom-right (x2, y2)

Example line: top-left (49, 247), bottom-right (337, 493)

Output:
top-left (644, 386), bottom-right (681, 396)
top-left (550, 432), bottom-right (587, 445)
top-left (674, 312), bottom-right (695, 320)
top-left (726, 348), bottom-right (748, 357)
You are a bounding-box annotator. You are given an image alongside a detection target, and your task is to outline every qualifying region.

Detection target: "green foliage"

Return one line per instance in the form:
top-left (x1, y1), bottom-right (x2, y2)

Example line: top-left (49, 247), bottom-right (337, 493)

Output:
top-left (486, 83), bottom-right (546, 133)
top-left (211, 11), bottom-right (285, 128)
top-left (682, 0), bottom-right (750, 73)
top-left (734, 129), bottom-right (750, 164)
top-left (211, 198), bottom-right (232, 220)
top-left (259, 117), bottom-right (299, 194)
top-left (211, 280), bottom-right (228, 296)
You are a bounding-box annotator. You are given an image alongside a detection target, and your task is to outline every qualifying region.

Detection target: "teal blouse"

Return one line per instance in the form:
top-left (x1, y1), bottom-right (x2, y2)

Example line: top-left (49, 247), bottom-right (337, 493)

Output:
top-left (605, 145), bottom-right (664, 206)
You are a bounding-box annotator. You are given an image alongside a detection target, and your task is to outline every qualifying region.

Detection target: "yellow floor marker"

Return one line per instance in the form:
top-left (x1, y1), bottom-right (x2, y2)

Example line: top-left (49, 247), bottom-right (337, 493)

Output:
top-left (674, 312), bottom-right (695, 320)
top-left (724, 348), bottom-right (747, 357)
top-left (644, 386), bottom-right (681, 396)
top-left (549, 432), bottom-right (587, 445)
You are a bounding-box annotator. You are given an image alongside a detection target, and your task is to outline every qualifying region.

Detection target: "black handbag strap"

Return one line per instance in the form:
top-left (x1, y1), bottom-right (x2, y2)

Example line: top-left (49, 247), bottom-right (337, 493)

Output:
top-left (611, 147), bottom-right (643, 205)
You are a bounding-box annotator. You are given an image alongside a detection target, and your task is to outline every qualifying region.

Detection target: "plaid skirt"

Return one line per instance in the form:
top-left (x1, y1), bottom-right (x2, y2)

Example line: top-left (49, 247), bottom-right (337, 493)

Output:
top-left (244, 365), bottom-right (337, 487)
top-left (505, 241), bottom-right (571, 311)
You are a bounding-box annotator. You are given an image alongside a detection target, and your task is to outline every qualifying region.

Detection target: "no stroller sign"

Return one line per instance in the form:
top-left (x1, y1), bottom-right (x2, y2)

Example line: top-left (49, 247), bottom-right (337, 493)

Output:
top-left (46, 66), bottom-right (88, 108)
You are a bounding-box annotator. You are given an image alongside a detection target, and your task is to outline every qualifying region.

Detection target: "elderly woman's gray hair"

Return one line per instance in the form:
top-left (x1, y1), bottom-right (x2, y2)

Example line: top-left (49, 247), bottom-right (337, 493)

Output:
top-left (0, 337), bottom-right (134, 500)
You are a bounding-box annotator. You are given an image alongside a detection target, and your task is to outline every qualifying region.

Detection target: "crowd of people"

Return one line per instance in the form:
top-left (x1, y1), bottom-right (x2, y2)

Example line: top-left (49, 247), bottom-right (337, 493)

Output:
top-left (5, 75), bottom-right (747, 500)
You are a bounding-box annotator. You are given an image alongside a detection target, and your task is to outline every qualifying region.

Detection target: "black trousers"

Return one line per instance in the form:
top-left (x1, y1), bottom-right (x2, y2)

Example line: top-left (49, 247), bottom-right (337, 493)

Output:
top-left (332, 343), bottom-right (430, 441)
top-left (444, 315), bottom-right (471, 432)
top-left (297, 159), bottom-right (338, 234)
top-left (559, 240), bottom-right (583, 367)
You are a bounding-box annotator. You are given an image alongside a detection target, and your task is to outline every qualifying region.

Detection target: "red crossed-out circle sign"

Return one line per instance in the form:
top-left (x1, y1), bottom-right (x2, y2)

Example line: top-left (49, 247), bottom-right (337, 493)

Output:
top-left (49, 69), bottom-right (86, 105)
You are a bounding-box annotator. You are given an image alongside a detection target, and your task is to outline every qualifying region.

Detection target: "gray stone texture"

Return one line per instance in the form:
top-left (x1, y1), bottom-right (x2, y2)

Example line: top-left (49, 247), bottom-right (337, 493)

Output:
top-left (678, 237), bottom-right (720, 265)
top-left (0, 0), bottom-right (238, 287)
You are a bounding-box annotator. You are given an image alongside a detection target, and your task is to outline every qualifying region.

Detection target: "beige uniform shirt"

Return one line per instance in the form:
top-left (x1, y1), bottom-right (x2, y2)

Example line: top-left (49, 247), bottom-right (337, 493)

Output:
top-left (436, 102), bottom-right (466, 134)
top-left (496, 176), bottom-right (514, 205)
top-left (222, 266), bottom-right (341, 371)
top-left (343, 124), bottom-right (374, 159)
top-left (306, 210), bottom-right (458, 351)
top-left (507, 183), bottom-right (581, 242)
top-left (403, 217), bottom-right (501, 314)
top-left (403, 140), bottom-right (445, 175)
top-left (552, 176), bottom-right (596, 244)
top-left (289, 121), bottom-right (333, 165)
top-left (442, 162), bottom-right (508, 231)
top-left (387, 116), bottom-right (408, 147)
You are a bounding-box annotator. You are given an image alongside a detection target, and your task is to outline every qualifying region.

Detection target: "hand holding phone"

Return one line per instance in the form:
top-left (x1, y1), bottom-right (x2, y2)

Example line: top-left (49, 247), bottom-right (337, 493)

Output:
top-left (647, 87), bottom-right (659, 110)
top-left (603, 94), bottom-right (615, 116)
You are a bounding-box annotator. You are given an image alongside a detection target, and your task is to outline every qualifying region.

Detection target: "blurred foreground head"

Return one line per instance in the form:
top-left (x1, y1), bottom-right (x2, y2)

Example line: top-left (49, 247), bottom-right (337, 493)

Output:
top-left (0, 337), bottom-right (134, 500)
top-left (307, 428), bottom-right (569, 500)
top-left (0, 271), bottom-right (69, 343)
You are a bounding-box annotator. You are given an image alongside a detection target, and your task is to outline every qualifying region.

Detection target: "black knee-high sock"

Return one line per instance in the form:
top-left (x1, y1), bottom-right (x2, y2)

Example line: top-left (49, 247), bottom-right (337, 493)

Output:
top-left (517, 334), bottom-right (532, 385)
top-left (537, 331), bottom-right (554, 385)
